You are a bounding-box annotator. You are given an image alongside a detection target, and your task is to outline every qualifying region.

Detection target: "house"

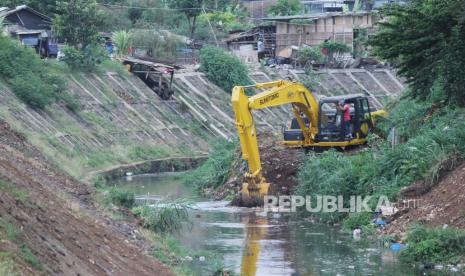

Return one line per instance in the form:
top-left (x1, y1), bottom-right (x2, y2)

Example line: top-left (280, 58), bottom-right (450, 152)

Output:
top-left (225, 25), bottom-right (276, 63)
top-left (0, 5), bottom-right (57, 57)
top-left (262, 12), bottom-right (375, 54)
top-left (302, 0), bottom-right (349, 13)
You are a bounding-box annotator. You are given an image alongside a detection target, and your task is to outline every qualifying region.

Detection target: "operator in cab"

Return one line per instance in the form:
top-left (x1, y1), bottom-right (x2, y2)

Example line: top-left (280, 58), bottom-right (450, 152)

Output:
top-left (337, 100), bottom-right (352, 139)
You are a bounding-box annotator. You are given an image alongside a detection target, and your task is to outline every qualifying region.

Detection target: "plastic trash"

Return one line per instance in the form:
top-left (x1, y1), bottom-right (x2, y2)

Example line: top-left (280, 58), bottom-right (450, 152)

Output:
top-left (390, 243), bottom-right (405, 251)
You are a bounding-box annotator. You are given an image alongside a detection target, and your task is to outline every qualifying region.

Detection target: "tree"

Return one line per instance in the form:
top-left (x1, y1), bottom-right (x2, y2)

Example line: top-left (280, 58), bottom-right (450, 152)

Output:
top-left (297, 46), bottom-right (324, 68)
top-left (320, 40), bottom-right (351, 64)
top-left (112, 30), bottom-right (132, 57)
top-left (54, 0), bottom-right (103, 47)
top-left (1, 0), bottom-right (59, 15)
top-left (168, 0), bottom-right (203, 39)
top-left (369, 0), bottom-right (465, 104)
top-left (267, 0), bottom-right (303, 16)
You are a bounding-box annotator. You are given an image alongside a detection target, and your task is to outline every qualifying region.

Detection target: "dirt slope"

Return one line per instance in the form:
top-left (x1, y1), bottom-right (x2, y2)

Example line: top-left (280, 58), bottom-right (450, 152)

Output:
top-left (226, 132), bottom-right (302, 205)
top-left (0, 121), bottom-right (173, 275)
top-left (386, 161), bottom-right (465, 236)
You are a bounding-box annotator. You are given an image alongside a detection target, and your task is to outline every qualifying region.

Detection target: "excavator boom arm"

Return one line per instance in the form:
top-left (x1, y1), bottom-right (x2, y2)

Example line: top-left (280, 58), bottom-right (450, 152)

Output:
top-left (231, 80), bottom-right (319, 199)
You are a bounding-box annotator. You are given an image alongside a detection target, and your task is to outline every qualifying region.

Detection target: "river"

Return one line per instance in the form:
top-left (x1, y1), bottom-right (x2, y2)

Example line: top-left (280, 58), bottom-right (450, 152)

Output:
top-left (113, 173), bottom-right (416, 276)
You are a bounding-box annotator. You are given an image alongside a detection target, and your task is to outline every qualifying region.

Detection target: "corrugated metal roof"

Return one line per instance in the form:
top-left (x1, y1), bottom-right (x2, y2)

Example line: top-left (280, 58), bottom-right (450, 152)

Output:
top-left (3, 5), bottom-right (51, 22)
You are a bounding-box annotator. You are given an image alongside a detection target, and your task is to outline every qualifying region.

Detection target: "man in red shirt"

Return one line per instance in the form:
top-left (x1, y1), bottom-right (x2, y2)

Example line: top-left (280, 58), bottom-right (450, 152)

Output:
top-left (338, 100), bottom-right (352, 139)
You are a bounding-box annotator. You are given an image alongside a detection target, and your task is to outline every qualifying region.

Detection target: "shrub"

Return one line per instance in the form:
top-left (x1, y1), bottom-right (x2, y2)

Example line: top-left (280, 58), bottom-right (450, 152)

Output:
top-left (199, 46), bottom-right (252, 93)
top-left (297, 46), bottom-right (324, 68)
top-left (181, 139), bottom-right (237, 192)
top-left (108, 187), bottom-right (135, 209)
top-left (132, 202), bottom-right (190, 233)
top-left (0, 36), bottom-right (69, 109)
top-left (343, 212), bottom-right (372, 230)
top-left (400, 224), bottom-right (465, 265)
top-left (10, 76), bottom-right (55, 109)
top-left (61, 44), bottom-right (108, 71)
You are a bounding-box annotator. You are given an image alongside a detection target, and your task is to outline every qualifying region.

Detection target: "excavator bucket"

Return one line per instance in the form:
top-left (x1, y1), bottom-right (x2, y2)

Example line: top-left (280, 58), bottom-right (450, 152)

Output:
top-left (237, 175), bottom-right (270, 207)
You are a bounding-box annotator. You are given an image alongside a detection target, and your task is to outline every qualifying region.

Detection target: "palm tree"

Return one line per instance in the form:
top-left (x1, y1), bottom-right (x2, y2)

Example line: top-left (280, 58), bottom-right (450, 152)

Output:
top-left (112, 30), bottom-right (133, 57)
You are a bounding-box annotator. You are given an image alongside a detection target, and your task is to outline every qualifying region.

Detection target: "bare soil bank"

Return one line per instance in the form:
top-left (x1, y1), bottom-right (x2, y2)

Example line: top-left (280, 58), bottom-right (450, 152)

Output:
top-left (0, 121), bottom-right (173, 275)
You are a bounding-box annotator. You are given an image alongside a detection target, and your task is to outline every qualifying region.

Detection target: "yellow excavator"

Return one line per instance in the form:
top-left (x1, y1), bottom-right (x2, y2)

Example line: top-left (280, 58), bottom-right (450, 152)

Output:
top-left (231, 80), bottom-right (387, 204)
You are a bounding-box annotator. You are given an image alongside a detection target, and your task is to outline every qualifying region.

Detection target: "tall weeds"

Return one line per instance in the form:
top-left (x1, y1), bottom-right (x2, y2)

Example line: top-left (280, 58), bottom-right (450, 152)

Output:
top-left (296, 96), bottom-right (465, 223)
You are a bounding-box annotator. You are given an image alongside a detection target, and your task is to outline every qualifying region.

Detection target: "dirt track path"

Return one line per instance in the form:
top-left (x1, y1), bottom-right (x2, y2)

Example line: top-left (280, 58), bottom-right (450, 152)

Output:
top-left (0, 122), bottom-right (173, 275)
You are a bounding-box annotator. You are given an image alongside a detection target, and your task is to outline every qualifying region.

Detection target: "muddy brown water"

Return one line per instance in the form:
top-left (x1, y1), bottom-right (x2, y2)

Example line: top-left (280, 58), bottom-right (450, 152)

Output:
top-left (114, 174), bottom-right (417, 276)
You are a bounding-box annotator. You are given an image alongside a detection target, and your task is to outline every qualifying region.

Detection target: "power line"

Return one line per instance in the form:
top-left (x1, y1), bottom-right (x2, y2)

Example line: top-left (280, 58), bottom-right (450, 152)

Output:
top-left (98, 2), bottom-right (215, 11)
top-left (98, 2), bottom-right (371, 28)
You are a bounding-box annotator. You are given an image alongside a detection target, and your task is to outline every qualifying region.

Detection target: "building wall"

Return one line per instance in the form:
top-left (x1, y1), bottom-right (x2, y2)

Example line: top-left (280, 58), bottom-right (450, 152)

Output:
top-left (275, 13), bottom-right (374, 52)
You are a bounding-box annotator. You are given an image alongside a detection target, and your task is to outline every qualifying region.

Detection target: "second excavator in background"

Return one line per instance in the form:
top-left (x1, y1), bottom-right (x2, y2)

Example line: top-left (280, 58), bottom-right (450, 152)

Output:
top-left (231, 80), bottom-right (387, 205)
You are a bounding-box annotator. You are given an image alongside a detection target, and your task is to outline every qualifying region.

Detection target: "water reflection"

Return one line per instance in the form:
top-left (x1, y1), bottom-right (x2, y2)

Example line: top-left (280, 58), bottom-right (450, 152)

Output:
top-left (115, 174), bottom-right (416, 276)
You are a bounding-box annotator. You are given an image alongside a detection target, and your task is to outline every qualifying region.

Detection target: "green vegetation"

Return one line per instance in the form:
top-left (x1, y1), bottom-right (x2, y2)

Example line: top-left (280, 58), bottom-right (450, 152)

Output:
top-left (0, 219), bottom-right (20, 241)
top-left (61, 44), bottom-right (109, 71)
top-left (0, 218), bottom-right (42, 271)
top-left (0, 36), bottom-right (75, 110)
top-left (296, 46), bottom-right (324, 68)
top-left (132, 201), bottom-right (191, 233)
top-left (267, 0), bottom-right (303, 16)
top-left (400, 225), bottom-right (465, 265)
top-left (342, 212), bottom-right (372, 231)
top-left (131, 29), bottom-right (185, 62)
top-left (182, 139), bottom-right (237, 192)
top-left (127, 145), bottom-right (169, 160)
top-left (297, 95), bottom-right (465, 223)
top-left (370, 0), bottom-right (465, 104)
top-left (0, 254), bottom-right (18, 276)
top-left (196, 11), bottom-right (253, 40)
top-left (108, 187), bottom-right (135, 209)
top-left (54, 0), bottom-right (102, 47)
top-left (19, 245), bottom-right (41, 270)
top-left (112, 30), bottom-right (133, 57)
top-left (199, 46), bottom-right (252, 93)
top-left (320, 40), bottom-right (351, 63)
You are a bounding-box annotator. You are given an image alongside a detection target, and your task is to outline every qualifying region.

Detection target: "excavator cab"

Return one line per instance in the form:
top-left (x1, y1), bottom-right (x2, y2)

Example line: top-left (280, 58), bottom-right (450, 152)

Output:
top-left (283, 94), bottom-right (373, 145)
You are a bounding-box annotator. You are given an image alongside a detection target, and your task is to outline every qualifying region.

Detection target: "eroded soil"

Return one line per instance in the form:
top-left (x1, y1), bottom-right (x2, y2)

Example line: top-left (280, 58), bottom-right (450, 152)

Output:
top-left (386, 161), bottom-right (465, 236)
top-left (224, 132), bottom-right (303, 206)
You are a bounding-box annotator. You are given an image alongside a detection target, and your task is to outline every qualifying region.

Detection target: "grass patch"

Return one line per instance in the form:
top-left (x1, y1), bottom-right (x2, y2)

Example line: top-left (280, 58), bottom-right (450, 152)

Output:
top-left (181, 139), bottom-right (237, 193)
top-left (0, 218), bottom-right (42, 271)
top-left (132, 201), bottom-right (191, 234)
top-left (19, 245), bottom-right (41, 270)
top-left (108, 187), bottom-right (135, 209)
top-left (0, 219), bottom-right (20, 242)
top-left (400, 224), bottom-right (465, 265)
top-left (127, 145), bottom-right (169, 160)
top-left (0, 253), bottom-right (18, 276)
